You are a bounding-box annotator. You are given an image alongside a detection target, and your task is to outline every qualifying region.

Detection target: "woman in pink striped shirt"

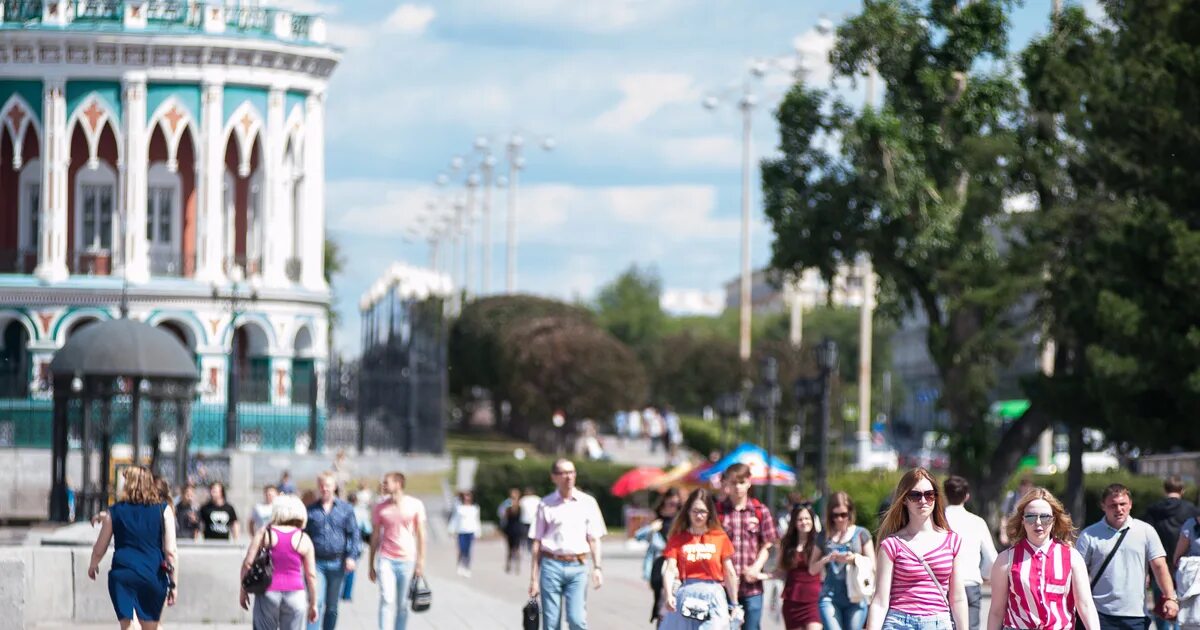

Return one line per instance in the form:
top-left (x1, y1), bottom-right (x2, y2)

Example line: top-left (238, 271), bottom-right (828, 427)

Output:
top-left (865, 468), bottom-right (968, 630)
top-left (986, 488), bottom-right (1099, 630)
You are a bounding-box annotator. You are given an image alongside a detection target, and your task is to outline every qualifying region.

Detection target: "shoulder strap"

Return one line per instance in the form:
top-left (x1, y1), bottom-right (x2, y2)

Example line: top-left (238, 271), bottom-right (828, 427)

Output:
top-left (1089, 527), bottom-right (1129, 588)
top-left (894, 536), bottom-right (950, 607)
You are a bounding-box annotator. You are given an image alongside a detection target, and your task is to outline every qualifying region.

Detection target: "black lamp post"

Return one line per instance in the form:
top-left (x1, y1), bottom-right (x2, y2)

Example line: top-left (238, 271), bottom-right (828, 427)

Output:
top-left (815, 337), bottom-right (839, 500)
top-left (214, 267), bottom-right (257, 451)
top-left (759, 356), bottom-right (781, 512)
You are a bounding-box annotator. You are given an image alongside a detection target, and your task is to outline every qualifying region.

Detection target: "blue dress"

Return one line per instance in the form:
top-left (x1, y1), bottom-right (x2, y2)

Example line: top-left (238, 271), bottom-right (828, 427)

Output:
top-left (108, 502), bottom-right (170, 621)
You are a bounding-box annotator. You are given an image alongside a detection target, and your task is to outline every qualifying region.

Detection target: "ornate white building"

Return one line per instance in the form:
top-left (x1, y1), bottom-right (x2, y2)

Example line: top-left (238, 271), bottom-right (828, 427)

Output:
top-left (0, 1), bottom-right (339, 449)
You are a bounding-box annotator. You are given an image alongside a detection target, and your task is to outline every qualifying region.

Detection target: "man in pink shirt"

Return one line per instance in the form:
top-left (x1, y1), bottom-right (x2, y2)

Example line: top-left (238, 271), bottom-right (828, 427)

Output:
top-left (528, 458), bottom-right (606, 630)
top-left (368, 471), bottom-right (426, 630)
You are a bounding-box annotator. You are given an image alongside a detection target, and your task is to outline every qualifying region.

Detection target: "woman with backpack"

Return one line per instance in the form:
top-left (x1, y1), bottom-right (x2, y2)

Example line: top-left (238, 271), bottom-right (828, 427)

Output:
top-left (985, 487), bottom-right (1098, 630)
top-left (865, 468), bottom-right (968, 630)
top-left (239, 494), bottom-right (319, 629)
top-left (813, 491), bottom-right (875, 630)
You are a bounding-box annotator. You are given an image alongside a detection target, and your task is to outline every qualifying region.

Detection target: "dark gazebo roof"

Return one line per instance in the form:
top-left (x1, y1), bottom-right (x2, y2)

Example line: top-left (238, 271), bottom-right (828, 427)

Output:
top-left (49, 318), bottom-right (199, 380)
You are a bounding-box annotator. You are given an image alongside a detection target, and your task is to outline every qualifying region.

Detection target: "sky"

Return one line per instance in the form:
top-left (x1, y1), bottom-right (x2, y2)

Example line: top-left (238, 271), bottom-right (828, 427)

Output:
top-left (277, 0), bottom-right (1095, 357)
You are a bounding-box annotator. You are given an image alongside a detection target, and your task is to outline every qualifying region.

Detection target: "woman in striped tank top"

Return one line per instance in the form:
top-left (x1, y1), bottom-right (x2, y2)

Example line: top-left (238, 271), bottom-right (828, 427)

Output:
top-left (986, 488), bottom-right (1099, 630)
top-left (865, 468), bottom-right (968, 630)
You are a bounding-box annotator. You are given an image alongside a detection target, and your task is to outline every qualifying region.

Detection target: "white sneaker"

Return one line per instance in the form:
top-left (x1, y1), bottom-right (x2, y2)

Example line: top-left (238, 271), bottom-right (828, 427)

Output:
top-left (464, 569), bottom-right (472, 578)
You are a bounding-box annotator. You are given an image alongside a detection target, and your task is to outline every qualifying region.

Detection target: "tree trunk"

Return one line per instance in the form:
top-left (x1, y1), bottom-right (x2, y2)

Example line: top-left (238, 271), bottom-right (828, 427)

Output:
top-left (1066, 422), bottom-right (1085, 522)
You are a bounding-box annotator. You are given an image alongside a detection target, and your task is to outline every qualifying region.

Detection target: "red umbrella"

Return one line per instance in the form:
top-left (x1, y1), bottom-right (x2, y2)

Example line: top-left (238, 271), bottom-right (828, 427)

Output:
top-left (610, 467), bottom-right (665, 498)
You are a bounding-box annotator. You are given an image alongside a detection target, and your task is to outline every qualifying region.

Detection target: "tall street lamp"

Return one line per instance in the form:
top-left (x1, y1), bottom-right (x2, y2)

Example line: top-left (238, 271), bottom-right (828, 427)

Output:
top-left (815, 336), bottom-right (838, 500)
top-left (214, 265), bottom-right (257, 451)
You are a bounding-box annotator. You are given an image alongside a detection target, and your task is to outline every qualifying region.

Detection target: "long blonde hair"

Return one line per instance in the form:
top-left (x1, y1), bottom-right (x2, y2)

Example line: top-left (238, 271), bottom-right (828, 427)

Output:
top-left (120, 466), bottom-right (161, 505)
top-left (1004, 487), bottom-right (1077, 546)
top-left (876, 468), bottom-right (949, 541)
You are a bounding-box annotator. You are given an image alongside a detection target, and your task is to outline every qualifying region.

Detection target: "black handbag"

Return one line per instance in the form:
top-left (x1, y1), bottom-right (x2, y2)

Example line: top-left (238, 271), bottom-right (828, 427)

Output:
top-left (409, 574), bottom-right (432, 612)
top-left (523, 597), bottom-right (540, 630)
top-left (241, 529), bottom-right (274, 595)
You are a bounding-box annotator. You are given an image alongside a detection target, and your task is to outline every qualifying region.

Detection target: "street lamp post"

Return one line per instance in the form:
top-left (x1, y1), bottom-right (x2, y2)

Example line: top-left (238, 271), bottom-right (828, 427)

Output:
top-left (214, 266), bottom-right (257, 451)
top-left (760, 356), bottom-right (781, 511)
top-left (815, 337), bottom-right (838, 500)
top-left (502, 133), bottom-right (555, 294)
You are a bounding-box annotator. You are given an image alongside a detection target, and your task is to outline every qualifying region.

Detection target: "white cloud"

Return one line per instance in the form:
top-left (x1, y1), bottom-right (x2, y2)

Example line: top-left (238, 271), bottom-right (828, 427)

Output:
top-left (384, 4), bottom-right (436, 34)
top-left (661, 289), bottom-right (725, 316)
top-left (593, 73), bottom-right (699, 132)
top-left (463, 0), bottom-right (683, 34)
top-left (791, 25), bottom-right (837, 85)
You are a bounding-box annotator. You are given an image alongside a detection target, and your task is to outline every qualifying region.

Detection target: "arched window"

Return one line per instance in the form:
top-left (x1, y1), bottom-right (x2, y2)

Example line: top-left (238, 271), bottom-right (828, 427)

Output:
top-left (0, 320), bottom-right (31, 399)
top-left (18, 158), bottom-right (41, 272)
top-left (74, 162), bottom-right (118, 273)
top-left (147, 164), bottom-right (182, 275)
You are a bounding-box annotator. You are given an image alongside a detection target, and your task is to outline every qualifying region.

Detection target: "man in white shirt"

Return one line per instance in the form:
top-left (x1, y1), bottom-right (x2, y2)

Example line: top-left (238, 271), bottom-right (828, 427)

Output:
top-left (519, 486), bottom-right (541, 551)
top-left (528, 458), bottom-right (606, 630)
top-left (943, 475), bottom-right (998, 630)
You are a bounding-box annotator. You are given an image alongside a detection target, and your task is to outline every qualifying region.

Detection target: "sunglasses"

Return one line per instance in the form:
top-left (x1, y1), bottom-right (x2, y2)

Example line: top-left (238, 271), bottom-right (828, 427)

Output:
top-left (906, 490), bottom-right (937, 503)
top-left (831, 512), bottom-right (850, 519)
top-left (1023, 513), bottom-right (1054, 524)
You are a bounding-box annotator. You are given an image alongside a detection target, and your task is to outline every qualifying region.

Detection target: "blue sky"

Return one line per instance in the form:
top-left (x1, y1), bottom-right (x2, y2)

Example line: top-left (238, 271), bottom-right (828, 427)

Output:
top-left (280, 0), bottom-right (1093, 357)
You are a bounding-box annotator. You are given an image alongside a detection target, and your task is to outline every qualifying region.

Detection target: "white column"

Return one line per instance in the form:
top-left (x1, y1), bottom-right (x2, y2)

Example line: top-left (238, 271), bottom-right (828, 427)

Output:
top-left (855, 258), bottom-right (876, 471)
top-left (301, 91), bottom-right (326, 291)
top-left (35, 80), bottom-right (69, 282)
top-left (261, 87), bottom-right (287, 286)
top-left (122, 75), bottom-right (150, 283)
top-left (194, 80), bottom-right (225, 284)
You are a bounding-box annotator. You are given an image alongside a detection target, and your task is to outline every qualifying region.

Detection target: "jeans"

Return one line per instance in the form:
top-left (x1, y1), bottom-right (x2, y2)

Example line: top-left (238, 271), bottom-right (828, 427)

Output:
top-left (819, 576), bottom-right (868, 630)
top-left (882, 610), bottom-right (952, 630)
top-left (1098, 613), bottom-right (1152, 630)
top-left (254, 590), bottom-right (307, 630)
top-left (540, 557), bottom-right (589, 630)
top-left (377, 557), bottom-right (415, 630)
top-left (965, 584), bottom-right (981, 630)
top-left (457, 533), bottom-right (475, 568)
top-left (739, 593), bottom-right (763, 630)
top-left (310, 559), bottom-right (346, 630)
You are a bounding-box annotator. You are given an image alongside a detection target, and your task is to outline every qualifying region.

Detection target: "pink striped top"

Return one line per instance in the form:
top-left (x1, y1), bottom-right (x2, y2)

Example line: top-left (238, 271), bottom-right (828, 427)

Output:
top-left (1003, 539), bottom-right (1075, 630)
top-left (881, 531), bottom-right (961, 615)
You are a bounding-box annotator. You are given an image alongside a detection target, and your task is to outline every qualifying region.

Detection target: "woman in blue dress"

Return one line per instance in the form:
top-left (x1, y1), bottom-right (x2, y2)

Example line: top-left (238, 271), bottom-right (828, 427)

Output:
top-left (88, 465), bottom-right (179, 629)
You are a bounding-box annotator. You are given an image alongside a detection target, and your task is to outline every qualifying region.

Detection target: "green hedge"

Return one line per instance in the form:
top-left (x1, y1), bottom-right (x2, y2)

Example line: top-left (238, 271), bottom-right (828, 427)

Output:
top-left (472, 456), bottom-right (633, 528)
top-left (680, 415), bottom-right (758, 458)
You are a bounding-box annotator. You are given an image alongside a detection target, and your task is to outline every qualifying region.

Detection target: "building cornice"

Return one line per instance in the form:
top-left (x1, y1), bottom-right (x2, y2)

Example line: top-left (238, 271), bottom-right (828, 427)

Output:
top-left (0, 281), bottom-right (332, 310)
top-left (0, 30), bottom-right (339, 88)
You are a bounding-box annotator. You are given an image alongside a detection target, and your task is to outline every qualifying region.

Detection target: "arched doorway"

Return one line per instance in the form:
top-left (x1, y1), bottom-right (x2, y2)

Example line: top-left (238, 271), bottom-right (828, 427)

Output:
top-left (231, 321), bottom-right (270, 403)
top-left (292, 326), bottom-right (314, 406)
top-left (0, 320), bottom-right (31, 399)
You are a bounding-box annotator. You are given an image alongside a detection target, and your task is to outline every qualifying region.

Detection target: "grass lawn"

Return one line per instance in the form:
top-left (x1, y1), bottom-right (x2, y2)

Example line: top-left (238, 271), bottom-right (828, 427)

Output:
top-left (445, 430), bottom-right (539, 460)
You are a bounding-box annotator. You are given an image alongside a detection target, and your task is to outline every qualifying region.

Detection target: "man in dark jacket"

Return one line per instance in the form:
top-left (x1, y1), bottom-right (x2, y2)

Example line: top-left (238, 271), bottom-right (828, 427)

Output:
top-left (1143, 475), bottom-right (1197, 630)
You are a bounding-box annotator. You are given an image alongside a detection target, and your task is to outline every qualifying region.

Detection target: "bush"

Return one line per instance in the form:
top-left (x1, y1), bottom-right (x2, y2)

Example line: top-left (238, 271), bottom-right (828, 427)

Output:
top-left (472, 455), bottom-right (634, 529)
top-left (651, 333), bottom-right (745, 414)
top-left (680, 415), bottom-right (758, 459)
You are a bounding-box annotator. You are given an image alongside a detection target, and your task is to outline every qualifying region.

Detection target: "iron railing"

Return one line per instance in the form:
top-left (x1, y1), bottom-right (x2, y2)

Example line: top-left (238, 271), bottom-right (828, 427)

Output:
top-left (149, 250), bottom-right (191, 276)
top-left (2, 0), bottom-right (42, 22)
top-left (72, 0), bottom-right (121, 20)
top-left (73, 250), bottom-right (114, 276)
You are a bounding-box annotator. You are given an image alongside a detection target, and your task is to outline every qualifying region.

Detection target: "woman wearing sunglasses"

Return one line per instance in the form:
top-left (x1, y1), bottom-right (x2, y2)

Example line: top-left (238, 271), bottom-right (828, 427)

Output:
top-left (986, 487), bottom-right (1099, 630)
top-left (865, 468), bottom-right (968, 630)
top-left (812, 491), bottom-right (875, 630)
top-left (660, 488), bottom-right (741, 630)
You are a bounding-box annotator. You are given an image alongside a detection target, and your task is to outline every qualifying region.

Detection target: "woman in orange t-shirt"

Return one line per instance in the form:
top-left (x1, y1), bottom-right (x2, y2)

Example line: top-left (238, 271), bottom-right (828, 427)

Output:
top-left (660, 488), bottom-right (740, 629)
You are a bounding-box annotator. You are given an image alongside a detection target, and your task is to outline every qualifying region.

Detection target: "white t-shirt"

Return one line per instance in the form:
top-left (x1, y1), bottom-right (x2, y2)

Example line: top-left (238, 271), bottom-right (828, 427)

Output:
top-left (448, 504), bottom-right (482, 536)
top-left (252, 503), bottom-right (273, 532)
top-left (519, 494), bottom-right (541, 526)
top-left (945, 504), bottom-right (997, 586)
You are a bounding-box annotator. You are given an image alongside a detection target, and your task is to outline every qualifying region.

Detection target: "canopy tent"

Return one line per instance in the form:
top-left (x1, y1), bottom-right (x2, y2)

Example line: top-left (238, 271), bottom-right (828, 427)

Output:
top-left (696, 443), bottom-right (796, 486)
top-left (646, 461), bottom-right (700, 491)
top-left (610, 466), bottom-right (665, 498)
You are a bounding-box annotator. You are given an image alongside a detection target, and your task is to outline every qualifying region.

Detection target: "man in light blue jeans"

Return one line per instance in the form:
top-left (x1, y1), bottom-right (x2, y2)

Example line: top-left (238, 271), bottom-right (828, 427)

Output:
top-left (369, 471), bottom-right (427, 630)
top-left (529, 458), bottom-right (606, 630)
top-left (375, 557), bottom-right (414, 630)
top-left (306, 473), bottom-right (361, 630)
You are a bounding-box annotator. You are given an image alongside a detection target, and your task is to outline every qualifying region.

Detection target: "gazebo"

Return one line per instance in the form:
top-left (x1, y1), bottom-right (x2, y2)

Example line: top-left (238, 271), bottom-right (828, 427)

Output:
top-left (48, 318), bottom-right (199, 522)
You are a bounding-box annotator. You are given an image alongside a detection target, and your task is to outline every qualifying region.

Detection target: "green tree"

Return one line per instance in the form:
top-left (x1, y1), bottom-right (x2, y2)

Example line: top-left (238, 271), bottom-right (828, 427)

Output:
top-left (594, 264), bottom-right (666, 363)
top-left (323, 237), bottom-right (346, 354)
top-left (652, 332), bottom-right (745, 413)
top-left (1016, 2), bottom-right (1200, 476)
top-left (502, 316), bottom-right (648, 439)
top-left (762, 0), bottom-right (1041, 507)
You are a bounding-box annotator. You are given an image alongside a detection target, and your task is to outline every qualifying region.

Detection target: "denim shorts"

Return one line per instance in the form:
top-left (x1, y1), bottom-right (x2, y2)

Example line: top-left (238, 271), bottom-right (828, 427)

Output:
top-left (883, 609), bottom-right (953, 630)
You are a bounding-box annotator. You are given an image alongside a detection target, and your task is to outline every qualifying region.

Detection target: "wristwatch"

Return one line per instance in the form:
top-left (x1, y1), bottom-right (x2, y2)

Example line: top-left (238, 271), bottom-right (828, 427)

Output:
top-left (592, 566), bottom-right (602, 571)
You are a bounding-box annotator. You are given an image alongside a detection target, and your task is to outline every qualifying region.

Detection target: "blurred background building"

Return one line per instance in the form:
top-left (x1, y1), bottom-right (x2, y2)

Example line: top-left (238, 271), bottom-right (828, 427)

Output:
top-left (0, 0), bottom-right (339, 452)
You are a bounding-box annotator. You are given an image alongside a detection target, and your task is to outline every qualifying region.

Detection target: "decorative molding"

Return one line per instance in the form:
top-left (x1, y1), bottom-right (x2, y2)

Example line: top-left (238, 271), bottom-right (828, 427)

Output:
top-left (1, 93), bottom-right (42, 170)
